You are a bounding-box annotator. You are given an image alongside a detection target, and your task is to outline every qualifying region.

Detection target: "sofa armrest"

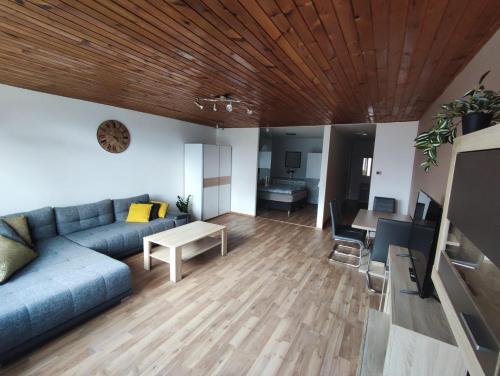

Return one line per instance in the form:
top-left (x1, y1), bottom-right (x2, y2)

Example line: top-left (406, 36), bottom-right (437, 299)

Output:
top-left (165, 211), bottom-right (189, 220)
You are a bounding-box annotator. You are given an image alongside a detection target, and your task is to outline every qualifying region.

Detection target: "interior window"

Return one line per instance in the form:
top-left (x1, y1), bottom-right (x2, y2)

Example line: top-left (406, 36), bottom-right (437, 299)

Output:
top-left (362, 157), bottom-right (372, 177)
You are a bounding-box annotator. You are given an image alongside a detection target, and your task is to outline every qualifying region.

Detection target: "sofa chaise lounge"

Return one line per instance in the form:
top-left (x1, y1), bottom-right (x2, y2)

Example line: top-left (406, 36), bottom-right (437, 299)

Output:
top-left (0, 194), bottom-right (188, 363)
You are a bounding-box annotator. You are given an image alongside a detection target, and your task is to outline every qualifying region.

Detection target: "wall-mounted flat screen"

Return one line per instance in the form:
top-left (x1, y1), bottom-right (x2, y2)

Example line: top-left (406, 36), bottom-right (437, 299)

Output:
top-left (408, 190), bottom-right (442, 298)
top-left (285, 151), bottom-right (301, 168)
top-left (448, 148), bottom-right (500, 267)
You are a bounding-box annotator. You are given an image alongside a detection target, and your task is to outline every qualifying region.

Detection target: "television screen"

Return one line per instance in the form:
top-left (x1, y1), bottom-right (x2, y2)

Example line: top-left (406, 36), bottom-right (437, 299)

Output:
top-left (448, 149), bottom-right (500, 267)
top-left (285, 151), bottom-right (301, 168)
top-left (408, 191), bottom-right (442, 298)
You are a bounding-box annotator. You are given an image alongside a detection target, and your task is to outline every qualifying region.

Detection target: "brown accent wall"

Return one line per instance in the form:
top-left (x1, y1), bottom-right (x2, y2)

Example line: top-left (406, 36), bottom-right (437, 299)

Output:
top-left (409, 30), bottom-right (500, 210)
top-left (321, 128), bottom-right (351, 225)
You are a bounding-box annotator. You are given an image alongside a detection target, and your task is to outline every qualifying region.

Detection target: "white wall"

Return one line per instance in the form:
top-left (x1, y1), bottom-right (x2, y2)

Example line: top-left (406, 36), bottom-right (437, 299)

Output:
top-left (0, 84), bottom-right (215, 214)
top-left (216, 128), bottom-right (259, 216)
top-left (369, 122), bottom-right (418, 215)
top-left (317, 126), bottom-right (332, 228)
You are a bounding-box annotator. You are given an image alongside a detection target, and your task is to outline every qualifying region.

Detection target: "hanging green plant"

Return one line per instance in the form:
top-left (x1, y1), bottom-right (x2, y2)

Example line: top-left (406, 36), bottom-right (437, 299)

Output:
top-left (415, 71), bottom-right (500, 171)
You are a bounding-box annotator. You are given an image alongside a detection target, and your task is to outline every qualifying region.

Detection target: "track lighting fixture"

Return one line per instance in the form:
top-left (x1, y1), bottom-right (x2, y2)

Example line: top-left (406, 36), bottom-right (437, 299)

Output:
top-left (194, 95), bottom-right (253, 116)
top-left (367, 105), bottom-right (375, 123)
top-left (194, 99), bottom-right (204, 110)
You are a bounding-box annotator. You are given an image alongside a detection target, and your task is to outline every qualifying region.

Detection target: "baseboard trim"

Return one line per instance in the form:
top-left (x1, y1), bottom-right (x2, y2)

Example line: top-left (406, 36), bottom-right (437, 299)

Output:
top-left (229, 211), bottom-right (256, 218)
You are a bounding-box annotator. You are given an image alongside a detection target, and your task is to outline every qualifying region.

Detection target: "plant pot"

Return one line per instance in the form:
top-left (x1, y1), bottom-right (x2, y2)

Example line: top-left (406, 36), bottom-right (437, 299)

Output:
top-left (461, 112), bottom-right (493, 135)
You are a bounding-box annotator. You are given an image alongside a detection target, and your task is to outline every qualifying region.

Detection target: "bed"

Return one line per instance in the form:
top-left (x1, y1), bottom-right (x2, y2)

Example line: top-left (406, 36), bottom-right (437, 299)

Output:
top-left (257, 181), bottom-right (308, 216)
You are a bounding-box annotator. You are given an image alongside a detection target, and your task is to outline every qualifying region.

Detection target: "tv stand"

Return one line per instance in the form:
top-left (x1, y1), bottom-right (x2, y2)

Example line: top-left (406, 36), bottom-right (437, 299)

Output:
top-left (357, 245), bottom-right (466, 375)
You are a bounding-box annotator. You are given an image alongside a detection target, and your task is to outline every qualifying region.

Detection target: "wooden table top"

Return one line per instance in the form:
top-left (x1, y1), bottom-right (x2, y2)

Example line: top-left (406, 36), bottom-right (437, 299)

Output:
top-left (352, 209), bottom-right (411, 232)
top-left (144, 221), bottom-right (225, 247)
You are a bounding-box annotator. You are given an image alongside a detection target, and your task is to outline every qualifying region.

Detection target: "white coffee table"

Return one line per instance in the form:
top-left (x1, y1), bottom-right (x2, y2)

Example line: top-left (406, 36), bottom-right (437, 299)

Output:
top-left (143, 221), bottom-right (227, 283)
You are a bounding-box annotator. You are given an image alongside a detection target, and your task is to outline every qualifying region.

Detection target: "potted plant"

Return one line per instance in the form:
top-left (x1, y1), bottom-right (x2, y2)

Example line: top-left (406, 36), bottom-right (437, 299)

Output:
top-left (176, 195), bottom-right (191, 214)
top-left (415, 71), bottom-right (499, 171)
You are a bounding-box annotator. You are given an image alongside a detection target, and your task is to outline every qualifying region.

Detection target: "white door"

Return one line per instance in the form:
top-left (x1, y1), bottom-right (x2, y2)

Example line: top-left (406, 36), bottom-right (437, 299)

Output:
top-left (219, 145), bottom-right (232, 177)
top-left (202, 145), bottom-right (220, 219)
top-left (203, 186), bottom-right (219, 220)
top-left (369, 122), bottom-right (418, 214)
top-left (203, 145), bottom-right (219, 179)
top-left (218, 146), bottom-right (231, 215)
top-left (218, 184), bottom-right (231, 215)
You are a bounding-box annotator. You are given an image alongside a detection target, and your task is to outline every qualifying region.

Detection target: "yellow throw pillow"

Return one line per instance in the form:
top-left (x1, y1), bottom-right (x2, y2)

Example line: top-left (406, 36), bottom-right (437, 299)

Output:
top-left (3, 216), bottom-right (33, 247)
top-left (126, 203), bottom-right (153, 223)
top-left (151, 201), bottom-right (169, 218)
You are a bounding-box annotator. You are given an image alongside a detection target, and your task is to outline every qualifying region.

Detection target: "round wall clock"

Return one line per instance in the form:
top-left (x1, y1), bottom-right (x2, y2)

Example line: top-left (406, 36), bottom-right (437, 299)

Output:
top-left (97, 120), bottom-right (130, 153)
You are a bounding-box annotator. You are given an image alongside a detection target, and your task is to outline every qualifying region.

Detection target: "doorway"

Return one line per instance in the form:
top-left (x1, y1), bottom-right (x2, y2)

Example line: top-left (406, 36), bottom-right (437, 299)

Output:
top-left (256, 126), bottom-right (325, 228)
top-left (334, 124), bottom-right (376, 225)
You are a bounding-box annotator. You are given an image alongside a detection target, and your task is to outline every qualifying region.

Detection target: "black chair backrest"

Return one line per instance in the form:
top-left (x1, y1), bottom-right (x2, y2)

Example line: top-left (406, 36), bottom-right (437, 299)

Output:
top-left (414, 202), bottom-right (425, 220)
top-left (373, 196), bottom-right (396, 213)
top-left (329, 199), bottom-right (342, 238)
top-left (371, 218), bottom-right (411, 264)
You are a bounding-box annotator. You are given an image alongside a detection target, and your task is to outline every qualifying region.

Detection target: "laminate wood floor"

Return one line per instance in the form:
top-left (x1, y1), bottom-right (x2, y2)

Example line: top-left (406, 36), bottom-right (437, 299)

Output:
top-left (2, 214), bottom-right (378, 376)
top-left (257, 204), bottom-right (318, 228)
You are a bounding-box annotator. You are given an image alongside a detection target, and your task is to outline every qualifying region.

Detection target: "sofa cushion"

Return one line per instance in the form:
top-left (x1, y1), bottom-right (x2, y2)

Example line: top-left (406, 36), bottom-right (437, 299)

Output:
top-left (0, 235), bottom-right (37, 283)
top-left (151, 201), bottom-right (169, 218)
top-left (2, 207), bottom-right (56, 243)
top-left (55, 199), bottom-right (114, 236)
top-left (149, 203), bottom-right (161, 220)
top-left (0, 236), bottom-right (131, 355)
top-left (3, 216), bottom-right (33, 247)
top-left (113, 194), bottom-right (149, 222)
top-left (0, 219), bottom-right (27, 245)
top-left (126, 203), bottom-right (153, 223)
top-left (64, 218), bottom-right (175, 258)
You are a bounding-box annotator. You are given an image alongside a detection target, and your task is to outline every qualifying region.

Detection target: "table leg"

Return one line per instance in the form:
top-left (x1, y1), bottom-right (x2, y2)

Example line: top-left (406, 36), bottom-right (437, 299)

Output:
top-left (144, 239), bottom-right (151, 270)
top-left (170, 246), bottom-right (182, 283)
top-left (221, 228), bottom-right (227, 256)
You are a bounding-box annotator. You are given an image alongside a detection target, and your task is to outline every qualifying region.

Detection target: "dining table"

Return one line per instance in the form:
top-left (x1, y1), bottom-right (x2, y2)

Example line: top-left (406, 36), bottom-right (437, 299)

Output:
top-left (351, 209), bottom-right (411, 232)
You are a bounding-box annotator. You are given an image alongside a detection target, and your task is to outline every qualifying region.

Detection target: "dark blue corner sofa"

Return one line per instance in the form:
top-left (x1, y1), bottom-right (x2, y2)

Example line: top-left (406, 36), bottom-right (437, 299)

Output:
top-left (0, 194), bottom-right (188, 363)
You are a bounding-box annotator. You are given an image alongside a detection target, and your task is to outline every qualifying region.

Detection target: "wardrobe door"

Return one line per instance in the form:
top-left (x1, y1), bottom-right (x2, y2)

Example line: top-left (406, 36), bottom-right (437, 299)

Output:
top-left (202, 145), bottom-right (220, 220)
top-left (218, 184), bottom-right (231, 215)
top-left (218, 146), bottom-right (232, 215)
top-left (184, 144), bottom-right (203, 220)
top-left (203, 145), bottom-right (219, 179)
top-left (203, 186), bottom-right (219, 220)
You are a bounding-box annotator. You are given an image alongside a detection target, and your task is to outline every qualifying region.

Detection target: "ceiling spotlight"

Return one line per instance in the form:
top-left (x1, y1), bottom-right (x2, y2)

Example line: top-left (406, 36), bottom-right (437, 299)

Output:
top-left (367, 105), bottom-right (375, 123)
top-left (367, 105), bottom-right (374, 117)
top-left (194, 100), bottom-right (203, 110)
top-left (195, 95), bottom-right (252, 116)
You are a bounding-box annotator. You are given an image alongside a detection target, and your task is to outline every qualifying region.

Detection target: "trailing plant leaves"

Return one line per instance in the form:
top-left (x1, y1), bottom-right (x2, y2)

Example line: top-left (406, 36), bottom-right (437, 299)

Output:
top-left (414, 70), bottom-right (499, 172)
top-left (479, 70), bottom-right (490, 85)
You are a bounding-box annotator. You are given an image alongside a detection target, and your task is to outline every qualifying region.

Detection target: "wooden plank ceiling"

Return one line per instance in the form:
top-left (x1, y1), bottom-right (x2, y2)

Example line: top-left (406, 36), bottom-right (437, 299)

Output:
top-left (0, 0), bottom-right (498, 128)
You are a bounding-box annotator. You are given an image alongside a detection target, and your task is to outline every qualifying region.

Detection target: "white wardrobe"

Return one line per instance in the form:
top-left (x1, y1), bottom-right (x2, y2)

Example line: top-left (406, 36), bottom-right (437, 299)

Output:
top-left (184, 144), bottom-right (232, 220)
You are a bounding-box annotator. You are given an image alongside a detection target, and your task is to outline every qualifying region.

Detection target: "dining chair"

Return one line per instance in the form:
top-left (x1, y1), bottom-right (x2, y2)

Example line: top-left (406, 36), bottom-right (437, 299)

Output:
top-left (373, 196), bottom-right (396, 213)
top-left (329, 199), bottom-right (367, 267)
top-left (368, 196), bottom-right (397, 245)
top-left (365, 218), bottom-right (411, 292)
